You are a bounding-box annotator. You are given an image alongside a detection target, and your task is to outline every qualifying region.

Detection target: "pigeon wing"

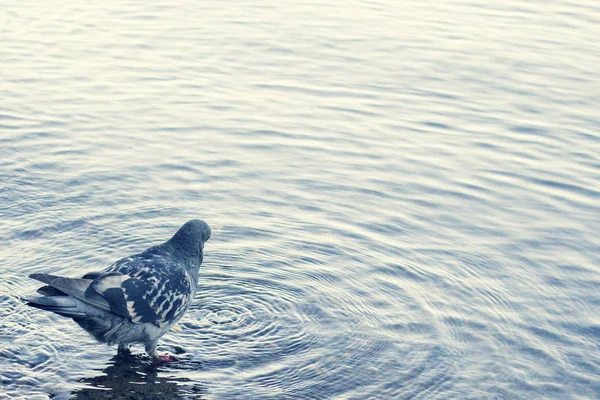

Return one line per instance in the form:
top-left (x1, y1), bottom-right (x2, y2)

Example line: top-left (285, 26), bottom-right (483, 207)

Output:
top-left (91, 273), bottom-right (160, 324)
top-left (91, 268), bottom-right (192, 327)
top-left (29, 272), bottom-right (162, 323)
top-left (30, 253), bottom-right (194, 327)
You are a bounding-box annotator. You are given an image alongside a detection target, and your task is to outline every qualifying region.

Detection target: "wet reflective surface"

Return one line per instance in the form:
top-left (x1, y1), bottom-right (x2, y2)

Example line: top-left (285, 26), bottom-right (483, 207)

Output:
top-left (1, 0), bottom-right (599, 399)
top-left (71, 352), bottom-right (206, 400)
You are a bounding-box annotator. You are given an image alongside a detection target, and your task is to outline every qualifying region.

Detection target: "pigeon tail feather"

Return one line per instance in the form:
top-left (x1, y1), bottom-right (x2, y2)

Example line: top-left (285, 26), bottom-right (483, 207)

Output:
top-left (30, 273), bottom-right (113, 313)
top-left (26, 295), bottom-right (87, 318)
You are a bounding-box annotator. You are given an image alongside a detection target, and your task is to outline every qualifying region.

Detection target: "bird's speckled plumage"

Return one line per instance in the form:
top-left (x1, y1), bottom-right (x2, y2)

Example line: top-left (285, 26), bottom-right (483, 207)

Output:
top-left (25, 219), bottom-right (211, 358)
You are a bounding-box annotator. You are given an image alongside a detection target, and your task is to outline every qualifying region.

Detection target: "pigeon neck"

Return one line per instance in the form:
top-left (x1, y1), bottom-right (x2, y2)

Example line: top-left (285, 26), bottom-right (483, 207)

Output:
top-left (164, 238), bottom-right (200, 268)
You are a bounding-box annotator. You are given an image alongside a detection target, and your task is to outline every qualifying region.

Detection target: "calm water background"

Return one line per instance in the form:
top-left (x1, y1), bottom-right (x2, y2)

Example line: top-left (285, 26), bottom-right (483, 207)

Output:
top-left (1, 1), bottom-right (599, 399)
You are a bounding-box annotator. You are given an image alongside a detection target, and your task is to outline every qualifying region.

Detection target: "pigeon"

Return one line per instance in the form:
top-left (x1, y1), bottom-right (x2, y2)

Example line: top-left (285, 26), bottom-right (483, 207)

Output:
top-left (25, 219), bottom-right (211, 361)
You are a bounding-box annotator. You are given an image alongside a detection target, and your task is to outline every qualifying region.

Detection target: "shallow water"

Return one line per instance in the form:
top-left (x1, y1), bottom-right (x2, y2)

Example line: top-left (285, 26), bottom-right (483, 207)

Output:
top-left (1, 0), bottom-right (599, 399)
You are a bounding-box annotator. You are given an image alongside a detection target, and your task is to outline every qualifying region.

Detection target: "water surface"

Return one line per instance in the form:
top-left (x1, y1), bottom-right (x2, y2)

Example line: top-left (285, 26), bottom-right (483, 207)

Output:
top-left (1, 1), bottom-right (599, 399)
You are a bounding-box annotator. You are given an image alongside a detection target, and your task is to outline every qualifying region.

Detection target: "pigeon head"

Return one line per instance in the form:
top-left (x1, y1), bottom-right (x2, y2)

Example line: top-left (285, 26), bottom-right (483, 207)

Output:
top-left (166, 219), bottom-right (211, 266)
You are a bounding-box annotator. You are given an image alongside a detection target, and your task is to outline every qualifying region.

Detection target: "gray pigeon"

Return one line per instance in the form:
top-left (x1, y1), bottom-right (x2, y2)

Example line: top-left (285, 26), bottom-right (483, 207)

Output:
top-left (25, 219), bottom-right (211, 360)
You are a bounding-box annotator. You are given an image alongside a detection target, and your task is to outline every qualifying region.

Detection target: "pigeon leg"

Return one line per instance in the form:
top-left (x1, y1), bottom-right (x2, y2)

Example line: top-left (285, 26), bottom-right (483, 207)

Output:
top-left (146, 340), bottom-right (177, 362)
top-left (118, 343), bottom-right (131, 354)
top-left (145, 340), bottom-right (158, 358)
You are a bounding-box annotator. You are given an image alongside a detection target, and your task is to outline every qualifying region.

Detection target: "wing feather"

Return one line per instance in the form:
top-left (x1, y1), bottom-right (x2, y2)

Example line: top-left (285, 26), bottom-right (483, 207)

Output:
top-left (30, 253), bottom-right (194, 327)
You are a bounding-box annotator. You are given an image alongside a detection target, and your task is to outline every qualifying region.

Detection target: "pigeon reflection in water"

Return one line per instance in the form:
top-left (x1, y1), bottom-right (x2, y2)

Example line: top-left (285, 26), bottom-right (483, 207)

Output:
top-left (71, 352), bottom-right (206, 400)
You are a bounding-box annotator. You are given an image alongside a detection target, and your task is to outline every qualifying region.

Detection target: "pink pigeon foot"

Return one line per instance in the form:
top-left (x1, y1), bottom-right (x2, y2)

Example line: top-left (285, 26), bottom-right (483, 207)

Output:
top-left (156, 354), bottom-right (177, 362)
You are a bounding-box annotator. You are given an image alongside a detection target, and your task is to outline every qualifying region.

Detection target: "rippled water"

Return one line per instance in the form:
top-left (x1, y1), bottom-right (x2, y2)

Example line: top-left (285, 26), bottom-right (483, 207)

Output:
top-left (1, 1), bottom-right (599, 399)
